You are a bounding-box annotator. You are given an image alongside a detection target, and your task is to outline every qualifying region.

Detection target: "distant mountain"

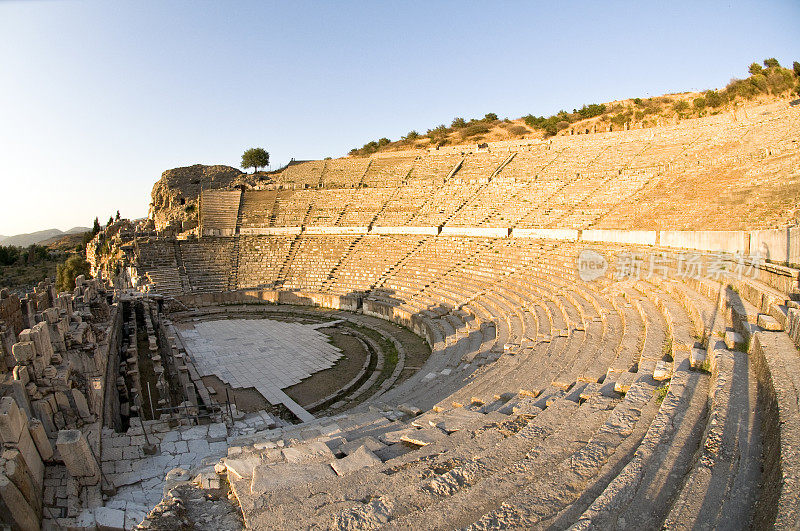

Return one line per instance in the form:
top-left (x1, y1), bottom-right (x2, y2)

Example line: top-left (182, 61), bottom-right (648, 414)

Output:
top-left (0, 227), bottom-right (90, 247)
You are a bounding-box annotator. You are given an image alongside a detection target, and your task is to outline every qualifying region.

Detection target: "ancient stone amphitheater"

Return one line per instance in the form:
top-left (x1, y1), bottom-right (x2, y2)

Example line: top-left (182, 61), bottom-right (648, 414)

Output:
top-left (1, 99), bottom-right (800, 530)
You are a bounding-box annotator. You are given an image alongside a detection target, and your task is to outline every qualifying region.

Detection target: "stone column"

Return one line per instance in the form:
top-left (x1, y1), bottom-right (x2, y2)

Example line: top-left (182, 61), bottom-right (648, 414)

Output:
top-left (27, 419), bottom-right (53, 461)
top-left (0, 397), bottom-right (44, 490)
top-left (0, 474), bottom-right (40, 531)
top-left (3, 448), bottom-right (43, 518)
top-left (56, 429), bottom-right (101, 486)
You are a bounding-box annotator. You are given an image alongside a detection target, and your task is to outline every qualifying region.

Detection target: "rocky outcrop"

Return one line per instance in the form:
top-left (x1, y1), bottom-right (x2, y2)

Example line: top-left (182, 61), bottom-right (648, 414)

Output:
top-left (149, 165), bottom-right (255, 231)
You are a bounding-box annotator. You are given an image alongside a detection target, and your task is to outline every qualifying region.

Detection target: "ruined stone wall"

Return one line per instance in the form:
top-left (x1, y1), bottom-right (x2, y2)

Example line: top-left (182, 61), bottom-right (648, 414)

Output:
top-left (0, 290), bottom-right (24, 336)
top-left (150, 165), bottom-right (257, 231)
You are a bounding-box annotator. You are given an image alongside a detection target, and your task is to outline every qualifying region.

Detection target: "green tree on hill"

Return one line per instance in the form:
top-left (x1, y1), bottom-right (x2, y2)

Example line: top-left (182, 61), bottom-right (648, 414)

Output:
top-left (56, 254), bottom-right (90, 292)
top-left (241, 147), bottom-right (270, 173)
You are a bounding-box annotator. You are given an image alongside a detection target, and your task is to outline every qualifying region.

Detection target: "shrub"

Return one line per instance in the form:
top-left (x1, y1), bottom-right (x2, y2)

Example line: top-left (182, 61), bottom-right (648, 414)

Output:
top-left (378, 137), bottom-right (390, 147)
top-left (764, 57), bottom-right (780, 69)
top-left (483, 113), bottom-right (498, 122)
top-left (427, 124), bottom-right (447, 135)
top-left (766, 68), bottom-right (795, 94)
top-left (748, 62), bottom-right (763, 76)
top-left (506, 124), bottom-right (528, 135)
top-left (654, 382), bottom-right (670, 403)
top-left (794, 61), bottom-right (800, 77)
top-left (750, 73), bottom-right (768, 92)
top-left (404, 130), bottom-right (419, 140)
top-left (673, 100), bottom-right (689, 112)
top-left (462, 124), bottom-right (490, 137)
top-left (56, 255), bottom-right (91, 292)
top-left (705, 90), bottom-right (725, 108)
top-left (577, 103), bottom-right (607, 119)
top-left (693, 96), bottom-right (707, 110)
top-left (451, 117), bottom-right (466, 128)
top-left (632, 98), bottom-right (643, 105)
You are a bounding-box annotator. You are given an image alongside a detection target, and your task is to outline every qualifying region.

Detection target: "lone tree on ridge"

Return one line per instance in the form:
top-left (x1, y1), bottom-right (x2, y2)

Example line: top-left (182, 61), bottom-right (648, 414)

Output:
top-left (241, 147), bottom-right (270, 173)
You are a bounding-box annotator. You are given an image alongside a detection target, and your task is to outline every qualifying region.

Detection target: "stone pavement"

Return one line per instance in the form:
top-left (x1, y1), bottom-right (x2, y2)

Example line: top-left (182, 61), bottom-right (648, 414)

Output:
top-left (100, 422), bottom-right (230, 510)
top-left (178, 319), bottom-right (344, 422)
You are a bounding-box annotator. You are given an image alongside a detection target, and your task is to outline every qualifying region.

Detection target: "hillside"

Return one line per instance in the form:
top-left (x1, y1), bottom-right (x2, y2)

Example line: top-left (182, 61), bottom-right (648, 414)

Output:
top-left (40, 231), bottom-right (92, 251)
top-left (0, 226), bottom-right (89, 247)
top-left (349, 58), bottom-right (800, 156)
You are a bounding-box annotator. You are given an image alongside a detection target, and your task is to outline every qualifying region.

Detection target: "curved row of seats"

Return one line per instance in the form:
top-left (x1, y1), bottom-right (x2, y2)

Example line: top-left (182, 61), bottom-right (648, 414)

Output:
top-left (237, 101), bottom-right (798, 230)
top-left (133, 231), bottom-right (800, 528)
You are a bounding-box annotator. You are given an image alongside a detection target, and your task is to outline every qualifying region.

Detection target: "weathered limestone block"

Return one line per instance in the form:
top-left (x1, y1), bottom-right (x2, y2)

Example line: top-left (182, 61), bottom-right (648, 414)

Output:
top-left (55, 391), bottom-right (72, 414)
top-left (690, 348), bottom-right (707, 369)
top-left (27, 420), bottom-right (53, 461)
top-left (330, 445), bottom-right (382, 476)
top-left (11, 341), bottom-right (35, 364)
top-left (757, 313), bottom-right (782, 331)
top-left (31, 322), bottom-right (54, 363)
top-left (0, 397), bottom-right (26, 444)
top-left (3, 448), bottom-right (42, 518)
top-left (56, 429), bottom-right (101, 486)
top-left (0, 398), bottom-right (43, 485)
top-left (93, 505), bottom-right (126, 530)
top-left (281, 441), bottom-right (335, 464)
top-left (9, 381), bottom-right (32, 418)
top-left (0, 474), bottom-right (40, 531)
top-left (12, 364), bottom-right (30, 385)
top-left (653, 361), bottom-right (671, 381)
top-left (31, 400), bottom-right (56, 437)
top-left (71, 389), bottom-right (92, 420)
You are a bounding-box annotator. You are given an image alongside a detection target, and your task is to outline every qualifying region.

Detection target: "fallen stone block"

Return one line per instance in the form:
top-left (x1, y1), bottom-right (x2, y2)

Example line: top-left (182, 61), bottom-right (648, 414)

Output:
top-left (339, 436), bottom-right (386, 456)
top-left (653, 361), bottom-right (671, 381)
top-left (757, 313), bottom-right (782, 331)
top-left (70, 389), bottom-right (92, 420)
top-left (379, 427), bottom-right (417, 445)
top-left (614, 372), bottom-right (637, 394)
top-left (690, 348), bottom-right (707, 369)
top-left (223, 453), bottom-right (264, 480)
top-left (28, 419), bottom-right (53, 461)
top-left (11, 341), bottom-right (35, 364)
top-left (397, 404), bottom-right (421, 417)
top-left (330, 445), bottom-right (382, 476)
top-left (724, 330), bottom-right (743, 349)
top-left (57, 429), bottom-right (100, 486)
top-left (0, 397), bottom-right (26, 444)
top-left (281, 441), bottom-right (335, 464)
top-left (93, 505), bottom-right (126, 530)
top-left (436, 409), bottom-right (486, 433)
top-left (400, 428), bottom-right (446, 447)
top-left (0, 475), bottom-right (40, 531)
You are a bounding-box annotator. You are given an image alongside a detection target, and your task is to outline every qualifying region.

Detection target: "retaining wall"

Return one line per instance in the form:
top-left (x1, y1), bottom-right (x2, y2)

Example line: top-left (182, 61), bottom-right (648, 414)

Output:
top-left (239, 227), bottom-right (302, 236)
top-left (750, 227), bottom-right (800, 267)
top-left (582, 229), bottom-right (657, 246)
top-left (511, 228), bottom-right (579, 240)
top-left (660, 230), bottom-right (750, 254)
top-left (439, 227), bottom-right (510, 238)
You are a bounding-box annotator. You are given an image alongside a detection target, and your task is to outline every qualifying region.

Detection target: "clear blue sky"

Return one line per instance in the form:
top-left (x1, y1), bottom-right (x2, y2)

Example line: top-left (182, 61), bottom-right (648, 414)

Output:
top-left (1, 0), bottom-right (798, 235)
